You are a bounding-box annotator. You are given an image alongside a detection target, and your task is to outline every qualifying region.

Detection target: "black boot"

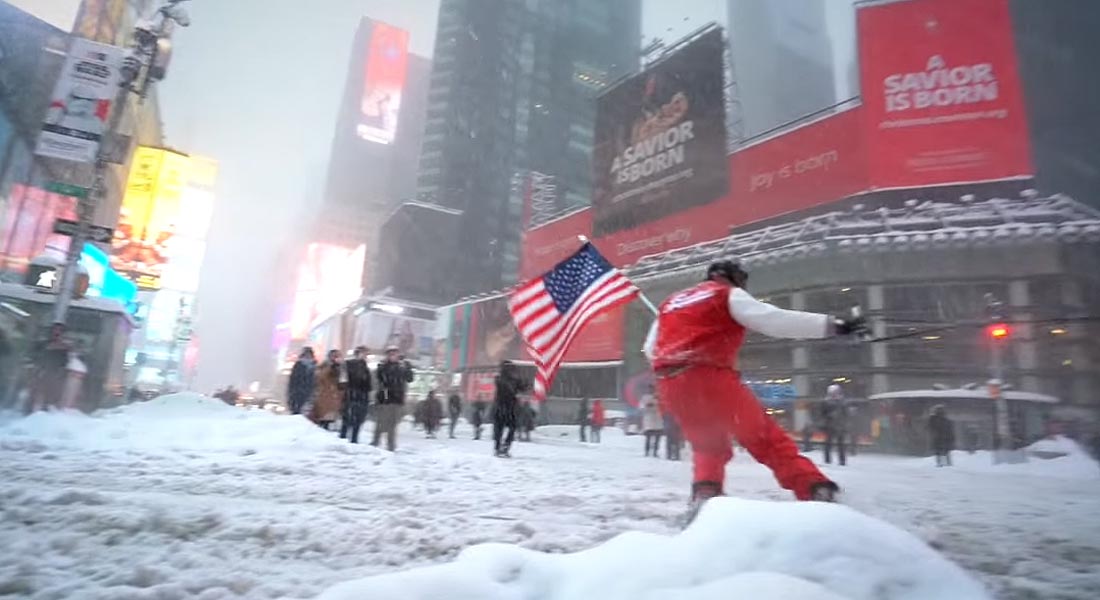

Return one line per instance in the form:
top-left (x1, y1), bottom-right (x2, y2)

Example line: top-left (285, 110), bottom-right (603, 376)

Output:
top-left (809, 481), bottom-right (840, 502)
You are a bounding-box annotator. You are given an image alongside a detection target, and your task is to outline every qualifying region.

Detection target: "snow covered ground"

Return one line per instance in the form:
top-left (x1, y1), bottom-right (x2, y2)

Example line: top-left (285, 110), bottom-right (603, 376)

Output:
top-left (1, 394), bottom-right (1098, 600)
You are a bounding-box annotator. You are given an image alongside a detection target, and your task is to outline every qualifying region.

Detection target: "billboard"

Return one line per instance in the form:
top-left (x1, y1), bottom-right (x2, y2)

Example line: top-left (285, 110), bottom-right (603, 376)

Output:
top-left (519, 210), bottom-right (592, 281)
top-left (357, 21), bottom-right (409, 145)
top-left (35, 38), bottom-right (124, 163)
top-left (467, 295), bottom-right (525, 369)
top-left (112, 146), bottom-right (190, 290)
top-left (353, 311), bottom-right (434, 361)
top-left (289, 243), bottom-right (366, 340)
top-left (858, 0), bottom-right (1032, 188)
top-left (0, 184), bottom-right (77, 271)
top-left (592, 27), bottom-right (728, 237)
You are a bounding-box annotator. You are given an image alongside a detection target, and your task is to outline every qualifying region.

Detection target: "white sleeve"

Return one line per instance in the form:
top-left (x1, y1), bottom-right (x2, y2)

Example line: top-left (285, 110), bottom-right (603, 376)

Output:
top-left (728, 287), bottom-right (832, 339)
top-left (642, 321), bottom-right (658, 361)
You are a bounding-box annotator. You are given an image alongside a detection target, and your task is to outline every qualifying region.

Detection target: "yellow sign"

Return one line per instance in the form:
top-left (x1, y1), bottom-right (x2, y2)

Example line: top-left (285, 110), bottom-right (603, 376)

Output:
top-left (113, 146), bottom-right (190, 290)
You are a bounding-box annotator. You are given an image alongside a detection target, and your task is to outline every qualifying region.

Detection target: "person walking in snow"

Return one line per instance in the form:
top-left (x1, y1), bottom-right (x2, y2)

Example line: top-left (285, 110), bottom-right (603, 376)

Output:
top-left (470, 397), bottom-right (487, 440)
top-left (447, 390), bottom-right (463, 439)
top-left (517, 400), bottom-right (536, 442)
top-left (590, 399), bottom-right (606, 444)
top-left (928, 404), bottom-right (955, 467)
top-left (287, 347), bottom-right (316, 415)
top-left (423, 390), bottom-right (443, 438)
top-left (577, 397), bottom-right (590, 442)
top-left (641, 389), bottom-right (663, 457)
top-left (664, 411), bottom-right (683, 461)
top-left (340, 346), bottom-right (372, 443)
top-left (644, 260), bottom-right (866, 515)
top-left (821, 384), bottom-right (849, 466)
top-left (372, 347), bottom-right (414, 451)
top-left (492, 360), bottom-right (529, 457)
top-left (310, 349), bottom-right (345, 430)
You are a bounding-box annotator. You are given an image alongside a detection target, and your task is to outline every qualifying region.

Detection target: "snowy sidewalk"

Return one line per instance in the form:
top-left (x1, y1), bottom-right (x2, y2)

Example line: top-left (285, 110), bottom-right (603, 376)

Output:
top-left (1, 395), bottom-right (1098, 599)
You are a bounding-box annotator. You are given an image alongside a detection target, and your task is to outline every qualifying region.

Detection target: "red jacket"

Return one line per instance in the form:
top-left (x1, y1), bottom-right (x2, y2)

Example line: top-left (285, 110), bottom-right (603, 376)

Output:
top-left (646, 281), bottom-right (832, 370)
top-left (591, 400), bottom-right (606, 427)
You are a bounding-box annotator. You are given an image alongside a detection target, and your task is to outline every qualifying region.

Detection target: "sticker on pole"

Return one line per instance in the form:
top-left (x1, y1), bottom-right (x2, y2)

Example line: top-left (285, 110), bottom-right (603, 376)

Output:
top-left (35, 38), bottom-right (125, 163)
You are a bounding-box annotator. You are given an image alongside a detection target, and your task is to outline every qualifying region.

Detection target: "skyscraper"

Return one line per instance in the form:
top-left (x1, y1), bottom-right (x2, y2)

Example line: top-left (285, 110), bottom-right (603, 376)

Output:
top-left (727, 0), bottom-right (835, 138)
top-left (415, 0), bottom-right (642, 299)
top-left (315, 18), bottom-right (431, 284)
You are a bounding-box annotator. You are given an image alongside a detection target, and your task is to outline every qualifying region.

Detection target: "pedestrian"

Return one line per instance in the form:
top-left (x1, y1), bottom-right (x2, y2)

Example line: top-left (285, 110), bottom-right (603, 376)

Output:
top-left (447, 390), bottom-right (463, 439)
top-left (578, 397), bottom-right (590, 442)
top-left (524, 401), bottom-right (538, 441)
top-left (517, 400), bottom-right (536, 442)
top-left (492, 360), bottom-right (529, 457)
top-left (470, 398), bottom-right (488, 440)
top-left (664, 411), bottom-right (683, 461)
top-left (928, 404), bottom-right (955, 466)
top-left (641, 389), bottom-right (663, 457)
top-left (372, 346), bottom-right (414, 451)
top-left (310, 349), bottom-right (344, 430)
top-left (424, 390), bottom-right (443, 438)
top-left (287, 347), bottom-right (315, 415)
top-left (340, 346), bottom-right (372, 443)
top-left (590, 399), bottom-right (605, 443)
top-left (644, 260), bottom-right (867, 517)
top-left (821, 384), bottom-right (848, 466)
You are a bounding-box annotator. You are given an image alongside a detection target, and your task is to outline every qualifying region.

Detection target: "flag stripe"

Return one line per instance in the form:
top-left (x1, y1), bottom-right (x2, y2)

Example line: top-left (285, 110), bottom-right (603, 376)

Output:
top-left (524, 270), bottom-right (618, 349)
top-left (537, 277), bottom-right (635, 362)
top-left (539, 281), bottom-right (636, 371)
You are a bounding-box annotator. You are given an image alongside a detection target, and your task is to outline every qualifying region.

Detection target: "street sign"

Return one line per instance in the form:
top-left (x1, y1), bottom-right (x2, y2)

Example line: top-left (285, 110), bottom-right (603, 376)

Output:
top-left (52, 219), bottom-right (115, 244)
top-left (45, 182), bottom-right (90, 199)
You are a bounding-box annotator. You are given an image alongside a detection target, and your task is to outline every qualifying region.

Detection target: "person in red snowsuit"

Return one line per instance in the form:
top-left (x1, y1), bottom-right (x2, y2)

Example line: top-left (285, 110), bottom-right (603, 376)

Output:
top-left (644, 261), bottom-right (866, 507)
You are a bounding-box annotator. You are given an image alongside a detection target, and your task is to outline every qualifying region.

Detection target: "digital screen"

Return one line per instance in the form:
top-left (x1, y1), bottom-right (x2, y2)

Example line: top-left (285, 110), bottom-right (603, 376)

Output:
top-left (357, 21), bottom-right (409, 145)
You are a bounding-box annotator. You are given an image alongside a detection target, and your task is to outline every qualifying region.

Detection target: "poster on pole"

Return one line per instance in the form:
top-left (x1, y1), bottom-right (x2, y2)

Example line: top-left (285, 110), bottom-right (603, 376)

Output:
top-left (35, 38), bottom-right (124, 163)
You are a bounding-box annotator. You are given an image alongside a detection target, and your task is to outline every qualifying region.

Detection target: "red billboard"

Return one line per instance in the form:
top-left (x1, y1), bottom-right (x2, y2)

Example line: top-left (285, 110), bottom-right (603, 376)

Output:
top-left (0, 185), bottom-right (77, 272)
top-left (519, 209), bottom-right (592, 280)
top-left (357, 21), bottom-right (409, 145)
top-left (858, 0), bottom-right (1032, 188)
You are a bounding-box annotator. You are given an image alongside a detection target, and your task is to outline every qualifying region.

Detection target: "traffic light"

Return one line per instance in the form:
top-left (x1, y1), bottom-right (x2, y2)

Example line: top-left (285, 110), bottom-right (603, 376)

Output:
top-left (988, 323), bottom-right (1010, 340)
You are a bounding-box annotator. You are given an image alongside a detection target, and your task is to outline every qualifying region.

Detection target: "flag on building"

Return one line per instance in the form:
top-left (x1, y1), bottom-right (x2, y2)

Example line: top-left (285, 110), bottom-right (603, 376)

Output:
top-left (509, 242), bottom-right (639, 399)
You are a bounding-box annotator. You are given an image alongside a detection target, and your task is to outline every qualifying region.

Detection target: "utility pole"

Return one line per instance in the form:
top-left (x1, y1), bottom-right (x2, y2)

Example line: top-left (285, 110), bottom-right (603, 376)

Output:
top-left (50, 0), bottom-right (192, 328)
top-left (984, 292), bottom-right (1021, 463)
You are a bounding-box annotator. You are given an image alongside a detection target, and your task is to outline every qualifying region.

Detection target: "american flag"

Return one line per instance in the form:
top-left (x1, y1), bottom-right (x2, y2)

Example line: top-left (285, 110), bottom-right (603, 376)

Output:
top-left (509, 242), bottom-right (638, 399)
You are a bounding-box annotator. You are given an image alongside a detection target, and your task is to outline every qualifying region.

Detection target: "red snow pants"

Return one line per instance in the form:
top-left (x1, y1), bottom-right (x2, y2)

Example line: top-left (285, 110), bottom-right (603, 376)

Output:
top-left (656, 365), bottom-right (829, 500)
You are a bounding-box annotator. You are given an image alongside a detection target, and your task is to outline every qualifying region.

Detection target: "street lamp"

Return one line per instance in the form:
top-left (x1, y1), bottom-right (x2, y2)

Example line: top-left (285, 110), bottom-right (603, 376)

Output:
top-left (51, 0), bottom-right (193, 328)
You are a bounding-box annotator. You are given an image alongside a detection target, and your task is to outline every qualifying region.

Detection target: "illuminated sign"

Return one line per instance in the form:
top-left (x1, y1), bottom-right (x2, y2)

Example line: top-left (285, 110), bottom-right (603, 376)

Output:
top-left (112, 146), bottom-right (190, 290)
top-left (357, 21), bottom-right (409, 144)
top-left (289, 243), bottom-right (366, 339)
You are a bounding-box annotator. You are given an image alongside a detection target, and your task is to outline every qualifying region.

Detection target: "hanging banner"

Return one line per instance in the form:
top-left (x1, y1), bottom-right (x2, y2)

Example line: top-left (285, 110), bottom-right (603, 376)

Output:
top-left (35, 38), bottom-right (124, 163)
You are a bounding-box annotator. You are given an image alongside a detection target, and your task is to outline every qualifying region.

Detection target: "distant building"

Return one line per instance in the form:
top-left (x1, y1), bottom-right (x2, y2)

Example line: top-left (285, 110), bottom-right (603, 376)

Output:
top-left (371, 202), bottom-right (462, 305)
top-left (415, 0), bottom-right (642, 299)
top-left (314, 18), bottom-right (431, 287)
top-left (727, 0), bottom-right (836, 137)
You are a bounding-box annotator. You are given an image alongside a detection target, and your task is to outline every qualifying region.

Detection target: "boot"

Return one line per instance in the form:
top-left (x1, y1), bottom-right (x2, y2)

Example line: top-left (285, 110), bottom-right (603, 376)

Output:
top-left (684, 481), bottom-right (723, 527)
top-left (809, 481), bottom-right (840, 502)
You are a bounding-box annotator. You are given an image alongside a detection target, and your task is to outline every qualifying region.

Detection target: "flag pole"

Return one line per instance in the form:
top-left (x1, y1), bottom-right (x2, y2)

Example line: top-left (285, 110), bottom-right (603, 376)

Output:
top-left (578, 235), bottom-right (659, 316)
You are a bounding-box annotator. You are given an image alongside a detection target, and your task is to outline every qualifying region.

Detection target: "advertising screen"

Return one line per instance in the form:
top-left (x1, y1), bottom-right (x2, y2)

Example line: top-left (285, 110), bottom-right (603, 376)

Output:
top-left (353, 311), bottom-right (434, 361)
top-left (519, 210), bottom-right (592, 281)
top-left (357, 21), bottom-right (409, 145)
top-left (466, 295), bottom-right (526, 369)
top-left (112, 146), bottom-right (190, 290)
top-left (0, 184), bottom-right (77, 271)
top-left (289, 243), bottom-right (365, 340)
top-left (592, 27), bottom-right (728, 237)
top-left (858, 0), bottom-right (1032, 188)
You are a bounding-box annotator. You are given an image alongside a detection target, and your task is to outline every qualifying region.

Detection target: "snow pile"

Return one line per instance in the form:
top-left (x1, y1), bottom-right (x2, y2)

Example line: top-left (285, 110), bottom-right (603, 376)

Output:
top-left (919, 446), bottom-right (1099, 480)
top-left (0, 393), bottom-right (371, 456)
top-left (316, 497), bottom-right (990, 600)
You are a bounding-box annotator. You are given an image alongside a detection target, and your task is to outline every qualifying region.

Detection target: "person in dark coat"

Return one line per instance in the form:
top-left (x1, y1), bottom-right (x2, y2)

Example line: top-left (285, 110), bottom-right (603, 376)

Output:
top-left (664, 411), bottom-right (683, 461)
top-left (424, 390), bottom-right (443, 438)
top-left (340, 346), bottom-right (372, 443)
top-left (928, 404), bottom-right (955, 466)
top-left (470, 397), bottom-right (487, 440)
top-left (821, 384), bottom-right (848, 466)
top-left (517, 400), bottom-right (536, 442)
top-left (287, 347), bottom-right (315, 415)
top-left (492, 360), bottom-right (529, 457)
top-left (372, 347), bottom-right (414, 451)
top-left (447, 390), bottom-right (463, 438)
top-left (577, 397), bottom-right (590, 442)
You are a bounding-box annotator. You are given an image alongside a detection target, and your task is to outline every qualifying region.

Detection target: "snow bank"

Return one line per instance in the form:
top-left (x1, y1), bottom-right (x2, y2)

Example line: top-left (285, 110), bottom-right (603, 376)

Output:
top-left (919, 446), bottom-right (1099, 480)
top-left (0, 393), bottom-right (374, 456)
top-left (316, 497), bottom-right (990, 600)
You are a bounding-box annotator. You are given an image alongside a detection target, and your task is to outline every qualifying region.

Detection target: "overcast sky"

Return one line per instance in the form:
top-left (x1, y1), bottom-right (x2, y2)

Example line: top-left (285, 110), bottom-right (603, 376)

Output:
top-left (12, 0), bottom-right (855, 390)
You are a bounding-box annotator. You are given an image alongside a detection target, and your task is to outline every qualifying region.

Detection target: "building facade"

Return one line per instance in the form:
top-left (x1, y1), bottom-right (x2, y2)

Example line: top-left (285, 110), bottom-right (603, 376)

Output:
top-left (415, 0), bottom-right (642, 299)
top-left (727, 0), bottom-right (835, 138)
top-left (314, 18), bottom-right (431, 285)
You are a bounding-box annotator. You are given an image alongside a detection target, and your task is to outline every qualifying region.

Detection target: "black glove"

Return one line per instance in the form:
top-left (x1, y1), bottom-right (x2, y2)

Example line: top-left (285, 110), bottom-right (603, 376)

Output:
top-left (833, 315), bottom-right (869, 337)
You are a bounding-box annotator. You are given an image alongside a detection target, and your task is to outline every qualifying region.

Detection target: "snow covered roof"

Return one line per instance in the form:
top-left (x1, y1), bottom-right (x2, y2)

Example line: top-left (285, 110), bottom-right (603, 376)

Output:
top-left (870, 388), bottom-right (1059, 404)
top-left (628, 192), bottom-right (1100, 282)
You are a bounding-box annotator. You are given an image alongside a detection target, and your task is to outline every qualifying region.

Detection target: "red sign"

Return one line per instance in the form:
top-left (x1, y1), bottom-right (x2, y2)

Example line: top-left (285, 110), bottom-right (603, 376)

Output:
top-left (858, 0), bottom-right (1032, 188)
top-left (728, 106), bottom-right (868, 224)
top-left (358, 21), bottom-right (409, 145)
top-left (519, 209), bottom-right (592, 280)
top-left (0, 185), bottom-right (77, 272)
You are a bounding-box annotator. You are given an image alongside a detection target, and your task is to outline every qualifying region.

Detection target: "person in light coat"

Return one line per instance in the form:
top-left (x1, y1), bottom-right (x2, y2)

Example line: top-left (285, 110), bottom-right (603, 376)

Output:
top-left (641, 387), bottom-right (663, 457)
